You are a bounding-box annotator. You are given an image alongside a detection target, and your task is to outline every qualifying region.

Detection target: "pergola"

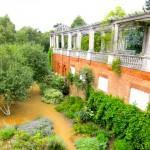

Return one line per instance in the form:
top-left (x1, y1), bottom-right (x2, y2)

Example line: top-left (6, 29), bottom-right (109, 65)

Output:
top-left (50, 13), bottom-right (150, 72)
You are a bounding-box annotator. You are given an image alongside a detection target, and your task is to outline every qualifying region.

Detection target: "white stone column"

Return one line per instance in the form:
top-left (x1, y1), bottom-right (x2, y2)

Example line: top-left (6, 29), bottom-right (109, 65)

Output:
top-left (61, 34), bottom-right (64, 49)
top-left (142, 26), bottom-right (150, 72)
top-left (73, 36), bottom-right (76, 49)
top-left (88, 28), bottom-right (95, 52)
top-left (101, 32), bottom-right (106, 52)
top-left (77, 31), bottom-right (82, 50)
top-left (68, 33), bottom-right (72, 50)
top-left (50, 36), bottom-right (52, 48)
top-left (56, 35), bottom-right (59, 49)
top-left (53, 34), bottom-right (56, 48)
top-left (144, 26), bottom-right (150, 56)
top-left (113, 23), bottom-right (119, 52)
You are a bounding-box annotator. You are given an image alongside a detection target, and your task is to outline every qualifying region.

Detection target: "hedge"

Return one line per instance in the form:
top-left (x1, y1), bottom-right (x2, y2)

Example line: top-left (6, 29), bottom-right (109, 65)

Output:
top-left (87, 90), bottom-right (150, 150)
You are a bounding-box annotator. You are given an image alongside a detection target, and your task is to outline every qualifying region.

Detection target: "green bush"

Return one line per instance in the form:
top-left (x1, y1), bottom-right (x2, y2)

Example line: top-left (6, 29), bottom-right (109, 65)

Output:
top-left (40, 73), bottom-right (69, 96)
top-left (47, 135), bottom-right (66, 150)
top-left (12, 131), bottom-right (66, 150)
top-left (96, 130), bottom-right (109, 149)
top-left (112, 58), bottom-right (121, 75)
top-left (0, 126), bottom-right (16, 140)
top-left (76, 108), bottom-right (94, 123)
top-left (87, 90), bottom-right (150, 150)
top-left (56, 96), bottom-right (84, 119)
top-left (42, 88), bottom-right (63, 104)
top-left (75, 137), bottom-right (99, 150)
top-left (73, 122), bottom-right (99, 136)
top-left (112, 139), bottom-right (133, 150)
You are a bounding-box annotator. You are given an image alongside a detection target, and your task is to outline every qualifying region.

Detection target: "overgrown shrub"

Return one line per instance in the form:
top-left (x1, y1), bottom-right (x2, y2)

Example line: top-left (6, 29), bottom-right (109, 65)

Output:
top-left (112, 139), bottom-right (133, 150)
top-left (42, 88), bottom-right (63, 104)
top-left (75, 137), bottom-right (99, 150)
top-left (0, 126), bottom-right (16, 140)
top-left (112, 58), bottom-right (121, 75)
top-left (40, 73), bottom-right (69, 96)
top-left (12, 131), bottom-right (66, 150)
top-left (73, 122), bottom-right (99, 136)
top-left (87, 90), bottom-right (150, 150)
top-left (47, 135), bottom-right (66, 150)
top-left (76, 108), bottom-right (94, 123)
top-left (56, 96), bottom-right (84, 119)
top-left (96, 130), bottom-right (109, 150)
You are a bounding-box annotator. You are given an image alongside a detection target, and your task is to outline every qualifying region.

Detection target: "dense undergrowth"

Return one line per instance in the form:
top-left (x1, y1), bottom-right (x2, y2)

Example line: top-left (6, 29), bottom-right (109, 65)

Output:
top-left (55, 90), bottom-right (150, 150)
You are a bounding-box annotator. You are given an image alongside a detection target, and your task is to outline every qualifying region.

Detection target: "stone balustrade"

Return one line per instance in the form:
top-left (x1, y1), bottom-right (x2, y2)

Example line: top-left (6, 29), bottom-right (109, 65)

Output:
top-left (53, 49), bottom-right (150, 72)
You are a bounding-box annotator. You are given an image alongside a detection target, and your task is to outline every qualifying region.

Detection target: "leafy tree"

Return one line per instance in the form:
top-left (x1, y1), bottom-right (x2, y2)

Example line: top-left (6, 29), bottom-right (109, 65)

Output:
top-left (81, 35), bottom-right (89, 51)
top-left (103, 6), bottom-right (126, 23)
top-left (0, 15), bottom-right (16, 44)
top-left (94, 32), bottom-right (101, 52)
top-left (22, 43), bottom-right (49, 82)
top-left (73, 67), bottom-right (94, 99)
top-left (126, 26), bottom-right (144, 54)
top-left (0, 45), bottom-right (33, 115)
top-left (144, 0), bottom-right (150, 12)
top-left (16, 26), bottom-right (42, 44)
top-left (41, 32), bottom-right (50, 52)
top-left (71, 16), bottom-right (86, 28)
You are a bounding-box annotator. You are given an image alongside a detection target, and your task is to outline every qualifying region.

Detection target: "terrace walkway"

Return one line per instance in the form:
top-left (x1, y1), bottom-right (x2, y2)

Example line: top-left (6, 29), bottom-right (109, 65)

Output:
top-left (0, 84), bottom-right (77, 150)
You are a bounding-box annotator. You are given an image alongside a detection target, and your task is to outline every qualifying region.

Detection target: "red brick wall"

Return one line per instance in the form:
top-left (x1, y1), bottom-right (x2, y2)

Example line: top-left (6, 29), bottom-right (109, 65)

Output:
top-left (52, 54), bottom-right (150, 103)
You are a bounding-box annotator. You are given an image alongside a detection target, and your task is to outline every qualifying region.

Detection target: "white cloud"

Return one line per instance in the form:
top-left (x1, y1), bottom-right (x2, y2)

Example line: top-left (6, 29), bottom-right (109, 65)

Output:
top-left (0, 0), bottom-right (145, 32)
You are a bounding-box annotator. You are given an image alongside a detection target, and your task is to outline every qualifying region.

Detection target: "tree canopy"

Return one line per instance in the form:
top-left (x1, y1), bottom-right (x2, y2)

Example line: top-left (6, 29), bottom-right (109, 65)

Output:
top-left (103, 6), bottom-right (126, 22)
top-left (71, 16), bottom-right (86, 28)
top-left (0, 15), bottom-right (16, 44)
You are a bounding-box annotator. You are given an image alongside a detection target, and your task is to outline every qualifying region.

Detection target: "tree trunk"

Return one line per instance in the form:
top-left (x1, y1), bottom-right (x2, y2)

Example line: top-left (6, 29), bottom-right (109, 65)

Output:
top-left (0, 103), bottom-right (11, 116)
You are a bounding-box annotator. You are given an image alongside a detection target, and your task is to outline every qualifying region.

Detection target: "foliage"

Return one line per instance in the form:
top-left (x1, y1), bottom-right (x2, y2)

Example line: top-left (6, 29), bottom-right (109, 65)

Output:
top-left (94, 32), bottom-right (101, 52)
top-left (16, 27), bottom-right (50, 52)
top-left (11, 130), bottom-right (66, 150)
top-left (56, 96), bottom-right (84, 119)
top-left (103, 6), bottom-right (126, 23)
top-left (112, 139), bottom-right (133, 150)
top-left (81, 35), bottom-right (89, 51)
top-left (22, 43), bottom-right (49, 82)
top-left (101, 32), bottom-right (112, 51)
top-left (0, 15), bottom-right (16, 44)
top-left (73, 122), bottom-right (99, 136)
top-left (0, 45), bottom-right (33, 115)
top-left (17, 118), bottom-right (53, 136)
top-left (0, 126), bottom-right (16, 140)
top-left (48, 49), bottom-right (53, 70)
top-left (47, 135), bottom-right (66, 150)
top-left (125, 26), bottom-right (144, 54)
top-left (40, 73), bottom-right (69, 96)
top-left (75, 137), bottom-right (100, 150)
top-left (87, 90), bottom-right (150, 150)
top-left (41, 31), bottom-right (50, 52)
top-left (112, 58), bottom-right (121, 75)
top-left (16, 27), bottom-right (42, 44)
top-left (42, 88), bottom-right (63, 104)
top-left (71, 16), bottom-right (86, 28)
top-left (96, 130), bottom-right (109, 149)
top-left (73, 67), bottom-right (94, 99)
top-left (76, 107), bottom-right (94, 123)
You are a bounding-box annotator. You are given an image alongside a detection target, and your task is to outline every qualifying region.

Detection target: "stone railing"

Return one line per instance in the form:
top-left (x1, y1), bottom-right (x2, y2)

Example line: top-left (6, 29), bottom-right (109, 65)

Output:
top-left (114, 54), bottom-right (144, 70)
top-left (79, 51), bottom-right (87, 59)
top-left (91, 52), bottom-right (109, 63)
top-left (53, 49), bottom-right (150, 72)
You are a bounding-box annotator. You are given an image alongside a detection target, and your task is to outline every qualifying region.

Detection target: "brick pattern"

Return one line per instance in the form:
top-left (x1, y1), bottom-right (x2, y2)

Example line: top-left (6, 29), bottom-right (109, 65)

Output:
top-left (52, 54), bottom-right (150, 103)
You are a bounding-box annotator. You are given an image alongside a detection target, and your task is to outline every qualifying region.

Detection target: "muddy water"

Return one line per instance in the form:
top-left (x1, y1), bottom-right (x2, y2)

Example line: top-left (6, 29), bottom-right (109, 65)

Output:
top-left (0, 85), bottom-right (77, 150)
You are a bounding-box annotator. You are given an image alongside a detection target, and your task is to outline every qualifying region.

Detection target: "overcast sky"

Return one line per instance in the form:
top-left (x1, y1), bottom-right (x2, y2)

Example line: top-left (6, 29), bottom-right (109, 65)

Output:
top-left (0, 0), bottom-right (146, 32)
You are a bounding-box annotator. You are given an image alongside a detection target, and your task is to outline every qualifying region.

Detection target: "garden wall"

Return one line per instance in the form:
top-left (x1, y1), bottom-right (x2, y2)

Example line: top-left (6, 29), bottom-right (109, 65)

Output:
top-left (52, 54), bottom-right (150, 105)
